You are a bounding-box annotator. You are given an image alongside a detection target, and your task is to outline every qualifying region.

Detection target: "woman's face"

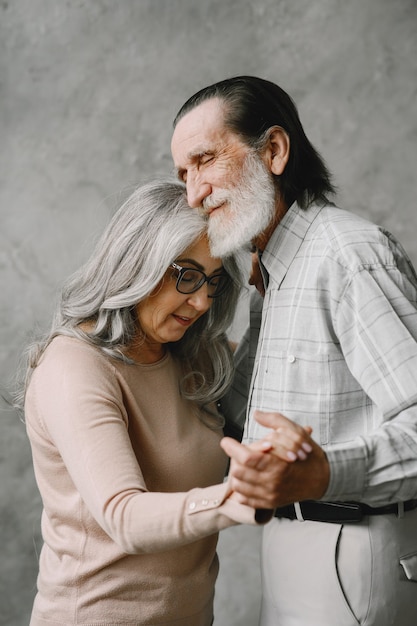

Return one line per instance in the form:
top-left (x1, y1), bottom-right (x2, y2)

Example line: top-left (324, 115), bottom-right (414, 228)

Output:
top-left (135, 235), bottom-right (223, 362)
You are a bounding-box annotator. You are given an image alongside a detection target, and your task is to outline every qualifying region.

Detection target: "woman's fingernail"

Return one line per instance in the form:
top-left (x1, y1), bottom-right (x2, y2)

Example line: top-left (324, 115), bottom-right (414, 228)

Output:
top-left (297, 450), bottom-right (307, 461)
top-left (287, 451), bottom-right (297, 461)
top-left (302, 442), bottom-right (313, 453)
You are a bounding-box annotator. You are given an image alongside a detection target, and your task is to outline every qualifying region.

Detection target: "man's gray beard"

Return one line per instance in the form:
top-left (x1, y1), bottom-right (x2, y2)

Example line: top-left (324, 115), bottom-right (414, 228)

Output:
top-left (204, 152), bottom-right (276, 258)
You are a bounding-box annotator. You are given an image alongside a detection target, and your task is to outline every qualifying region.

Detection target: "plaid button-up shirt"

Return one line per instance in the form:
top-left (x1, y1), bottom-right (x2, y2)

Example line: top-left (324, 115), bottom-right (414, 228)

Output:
top-left (223, 200), bottom-right (417, 506)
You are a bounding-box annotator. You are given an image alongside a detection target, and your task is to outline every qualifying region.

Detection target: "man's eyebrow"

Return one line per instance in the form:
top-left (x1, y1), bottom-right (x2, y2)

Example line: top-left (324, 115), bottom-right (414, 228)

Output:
top-left (174, 148), bottom-right (209, 169)
top-left (176, 257), bottom-right (223, 274)
top-left (174, 149), bottom-right (215, 181)
top-left (187, 148), bottom-right (215, 162)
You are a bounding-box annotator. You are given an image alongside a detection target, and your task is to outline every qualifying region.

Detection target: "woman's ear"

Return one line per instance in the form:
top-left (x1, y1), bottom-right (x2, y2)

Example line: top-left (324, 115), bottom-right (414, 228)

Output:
top-left (263, 126), bottom-right (290, 176)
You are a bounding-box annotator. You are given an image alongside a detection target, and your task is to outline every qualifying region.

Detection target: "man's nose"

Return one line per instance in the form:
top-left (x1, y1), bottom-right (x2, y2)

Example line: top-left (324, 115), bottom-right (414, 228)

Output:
top-left (186, 172), bottom-right (211, 209)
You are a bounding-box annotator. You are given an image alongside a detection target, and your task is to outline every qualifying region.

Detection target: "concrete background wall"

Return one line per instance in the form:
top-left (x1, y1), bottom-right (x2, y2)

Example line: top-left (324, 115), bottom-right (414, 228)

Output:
top-left (1, 1), bottom-right (417, 624)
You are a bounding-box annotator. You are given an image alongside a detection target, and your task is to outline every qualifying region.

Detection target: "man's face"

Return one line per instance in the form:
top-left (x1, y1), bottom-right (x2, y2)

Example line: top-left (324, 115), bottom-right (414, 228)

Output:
top-left (171, 98), bottom-right (276, 256)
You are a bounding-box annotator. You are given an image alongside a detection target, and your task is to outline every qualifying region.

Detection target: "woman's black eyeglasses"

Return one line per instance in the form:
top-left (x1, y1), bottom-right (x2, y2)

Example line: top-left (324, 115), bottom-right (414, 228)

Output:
top-left (171, 262), bottom-right (229, 298)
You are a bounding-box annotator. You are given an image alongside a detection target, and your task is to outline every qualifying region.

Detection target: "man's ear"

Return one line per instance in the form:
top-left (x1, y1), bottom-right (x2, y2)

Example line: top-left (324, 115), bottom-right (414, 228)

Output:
top-left (263, 126), bottom-right (290, 176)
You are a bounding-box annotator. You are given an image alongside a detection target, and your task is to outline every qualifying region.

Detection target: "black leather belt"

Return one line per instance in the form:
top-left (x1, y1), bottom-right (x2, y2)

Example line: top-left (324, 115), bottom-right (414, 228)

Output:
top-left (274, 500), bottom-right (417, 524)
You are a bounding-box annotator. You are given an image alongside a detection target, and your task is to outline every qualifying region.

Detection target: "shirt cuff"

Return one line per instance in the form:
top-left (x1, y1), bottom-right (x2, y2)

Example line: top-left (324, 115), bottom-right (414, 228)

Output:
top-left (321, 439), bottom-right (368, 501)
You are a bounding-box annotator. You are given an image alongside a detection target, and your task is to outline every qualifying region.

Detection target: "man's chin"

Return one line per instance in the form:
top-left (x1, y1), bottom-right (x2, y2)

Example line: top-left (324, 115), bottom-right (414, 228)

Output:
top-left (207, 209), bottom-right (270, 256)
top-left (208, 231), bottom-right (251, 257)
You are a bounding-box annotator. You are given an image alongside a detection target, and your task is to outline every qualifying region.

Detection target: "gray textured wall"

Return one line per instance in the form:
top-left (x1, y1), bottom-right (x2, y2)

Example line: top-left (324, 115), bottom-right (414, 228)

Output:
top-left (1, 1), bottom-right (417, 624)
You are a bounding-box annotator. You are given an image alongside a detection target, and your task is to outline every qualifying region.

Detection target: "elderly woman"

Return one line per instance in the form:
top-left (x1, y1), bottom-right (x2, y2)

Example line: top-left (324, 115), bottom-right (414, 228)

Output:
top-left (22, 180), bottom-right (310, 626)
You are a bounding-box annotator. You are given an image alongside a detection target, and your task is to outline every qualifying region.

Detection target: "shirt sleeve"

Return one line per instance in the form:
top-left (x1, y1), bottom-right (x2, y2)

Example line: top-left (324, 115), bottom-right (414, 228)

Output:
top-left (324, 259), bottom-right (417, 505)
top-left (26, 344), bottom-right (266, 556)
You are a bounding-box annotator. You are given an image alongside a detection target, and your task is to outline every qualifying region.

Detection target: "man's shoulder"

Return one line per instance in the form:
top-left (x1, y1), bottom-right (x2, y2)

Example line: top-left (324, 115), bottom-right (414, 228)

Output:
top-left (310, 203), bottom-right (395, 269)
top-left (314, 203), bottom-right (379, 238)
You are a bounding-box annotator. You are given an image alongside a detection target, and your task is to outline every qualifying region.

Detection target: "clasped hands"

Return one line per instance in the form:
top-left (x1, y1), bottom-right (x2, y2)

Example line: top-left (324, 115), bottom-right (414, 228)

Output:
top-left (221, 411), bottom-right (330, 511)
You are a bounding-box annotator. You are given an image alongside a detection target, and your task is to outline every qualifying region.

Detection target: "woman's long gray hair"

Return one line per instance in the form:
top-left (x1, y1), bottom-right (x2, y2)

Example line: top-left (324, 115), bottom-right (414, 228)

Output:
top-left (18, 180), bottom-right (242, 419)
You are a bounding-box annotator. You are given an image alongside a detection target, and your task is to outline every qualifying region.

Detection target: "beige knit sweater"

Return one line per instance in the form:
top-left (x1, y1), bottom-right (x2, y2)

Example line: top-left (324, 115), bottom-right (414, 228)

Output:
top-left (25, 336), bottom-right (259, 625)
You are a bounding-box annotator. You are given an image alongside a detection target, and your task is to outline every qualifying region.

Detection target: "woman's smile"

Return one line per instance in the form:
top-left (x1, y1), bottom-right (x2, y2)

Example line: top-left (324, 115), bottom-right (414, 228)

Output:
top-left (172, 313), bottom-right (194, 326)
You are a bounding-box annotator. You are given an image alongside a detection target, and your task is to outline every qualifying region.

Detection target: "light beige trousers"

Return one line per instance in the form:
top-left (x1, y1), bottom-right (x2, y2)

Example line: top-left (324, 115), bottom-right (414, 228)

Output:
top-left (259, 508), bottom-right (417, 625)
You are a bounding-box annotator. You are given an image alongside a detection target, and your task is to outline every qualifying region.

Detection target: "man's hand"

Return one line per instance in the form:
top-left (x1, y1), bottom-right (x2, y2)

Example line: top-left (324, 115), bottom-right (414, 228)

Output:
top-left (221, 411), bottom-right (330, 510)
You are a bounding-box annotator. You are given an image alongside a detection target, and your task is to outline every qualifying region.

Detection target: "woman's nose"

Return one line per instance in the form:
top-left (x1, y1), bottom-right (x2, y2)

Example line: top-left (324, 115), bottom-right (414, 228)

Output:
top-left (186, 285), bottom-right (211, 312)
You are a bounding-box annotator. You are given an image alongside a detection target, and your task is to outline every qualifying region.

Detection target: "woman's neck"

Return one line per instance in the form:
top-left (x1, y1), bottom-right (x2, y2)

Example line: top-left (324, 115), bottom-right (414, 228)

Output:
top-left (126, 336), bottom-right (167, 364)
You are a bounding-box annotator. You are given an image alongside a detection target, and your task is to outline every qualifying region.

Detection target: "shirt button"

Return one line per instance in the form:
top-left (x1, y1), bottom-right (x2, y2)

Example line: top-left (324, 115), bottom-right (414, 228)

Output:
top-left (287, 355), bottom-right (296, 363)
top-left (202, 499), bottom-right (209, 506)
top-left (212, 499), bottom-right (219, 506)
top-left (189, 502), bottom-right (196, 510)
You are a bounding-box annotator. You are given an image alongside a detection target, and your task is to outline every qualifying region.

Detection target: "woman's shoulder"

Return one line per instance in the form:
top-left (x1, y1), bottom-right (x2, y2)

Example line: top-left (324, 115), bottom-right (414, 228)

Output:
top-left (35, 334), bottom-right (117, 385)
top-left (44, 334), bottom-right (106, 361)
top-left (25, 335), bottom-right (127, 418)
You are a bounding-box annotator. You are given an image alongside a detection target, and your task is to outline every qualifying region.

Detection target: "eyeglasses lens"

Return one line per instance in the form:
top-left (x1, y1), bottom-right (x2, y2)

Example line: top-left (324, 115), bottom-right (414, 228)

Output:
top-left (207, 274), bottom-right (227, 297)
top-left (178, 269), bottom-right (205, 293)
top-left (178, 269), bottom-right (227, 297)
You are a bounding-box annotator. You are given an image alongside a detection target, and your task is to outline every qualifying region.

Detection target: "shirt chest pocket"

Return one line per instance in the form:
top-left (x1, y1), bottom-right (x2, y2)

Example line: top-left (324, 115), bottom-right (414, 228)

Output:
top-left (252, 348), bottom-right (367, 445)
top-left (253, 350), bottom-right (332, 443)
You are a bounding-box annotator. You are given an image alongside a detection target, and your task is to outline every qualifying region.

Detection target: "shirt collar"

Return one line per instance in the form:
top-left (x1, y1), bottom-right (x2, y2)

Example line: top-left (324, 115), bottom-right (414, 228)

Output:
top-left (261, 200), bottom-right (324, 288)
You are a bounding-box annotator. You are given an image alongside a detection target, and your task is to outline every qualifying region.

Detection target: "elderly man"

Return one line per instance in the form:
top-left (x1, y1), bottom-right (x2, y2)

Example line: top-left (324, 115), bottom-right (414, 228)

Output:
top-left (171, 76), bottom-right (417, 626)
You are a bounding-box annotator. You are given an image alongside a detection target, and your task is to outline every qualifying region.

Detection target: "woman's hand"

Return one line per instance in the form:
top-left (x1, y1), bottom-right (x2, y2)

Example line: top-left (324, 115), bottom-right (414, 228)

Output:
top-left (222, 411), bottom-right (329, 509)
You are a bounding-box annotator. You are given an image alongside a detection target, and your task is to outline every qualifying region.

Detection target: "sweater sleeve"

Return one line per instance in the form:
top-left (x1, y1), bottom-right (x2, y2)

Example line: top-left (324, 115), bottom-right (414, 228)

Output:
top-left (26, 340), bottom-right (265, 556)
